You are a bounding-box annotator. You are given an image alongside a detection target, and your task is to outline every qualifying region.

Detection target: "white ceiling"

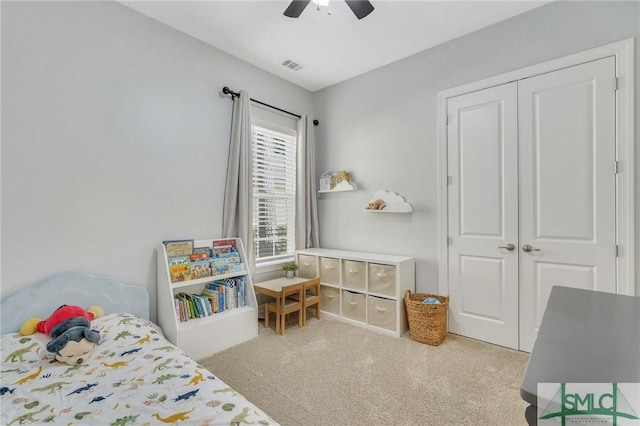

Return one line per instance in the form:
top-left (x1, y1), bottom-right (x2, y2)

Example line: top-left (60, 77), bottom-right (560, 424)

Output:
top-left (121, 1), bottom-right (549, 92)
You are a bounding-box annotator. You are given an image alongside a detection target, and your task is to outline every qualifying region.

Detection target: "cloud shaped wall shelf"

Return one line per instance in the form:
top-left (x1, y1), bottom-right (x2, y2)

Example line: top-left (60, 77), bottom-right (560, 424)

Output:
top-left (364, 190), bottom-right (413, 213)
top-left (318, 180), bottom-right (357, 193)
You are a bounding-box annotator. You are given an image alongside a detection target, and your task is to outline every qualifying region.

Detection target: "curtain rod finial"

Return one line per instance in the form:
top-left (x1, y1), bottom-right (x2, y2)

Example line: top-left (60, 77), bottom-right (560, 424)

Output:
top-left (222, 86), bottom-right (239, 99)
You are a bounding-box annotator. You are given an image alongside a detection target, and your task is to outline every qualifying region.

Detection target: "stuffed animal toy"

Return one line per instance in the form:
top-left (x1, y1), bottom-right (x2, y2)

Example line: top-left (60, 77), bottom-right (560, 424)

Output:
top-left (366, 199), bottom-right (387, 210)
top-left (20, 305), bottom-right (104, 365)
top-left (334, 170), bottom-right (351, 184)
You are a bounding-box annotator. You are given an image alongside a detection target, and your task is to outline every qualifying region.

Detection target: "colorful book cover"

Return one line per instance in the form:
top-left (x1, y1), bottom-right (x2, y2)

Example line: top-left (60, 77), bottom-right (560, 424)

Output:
top-left (218, 251), bottom-right (241, 262)
top-left (190, 259), bottom-right (211, 279)
top-left (163, 239), bottom-right (194, 257)
top-left (190, 252), bottom-right (209, 261)
top-left (213, 245), bottom-right (233, 256)
top-left (211, 258), bottom-right (230, 276)
top-left (176, 293), bottom-right (194, 319)
top-left (197, 294), bottom-right (212, 316)
top-left (193, 247), bottom-right (213, 257)
top-left (207, 283), bottom-right (225, 312)
top-left (168, 256), bottom-right (191, 282)
top-left (213, 239), bottom-right (236, 250)
top-left (216, 279), bottom-right (236, 310)
top-left (191, 294), bottom-right (204, 317)
top-left (201, 289), bottom-right (219, 313)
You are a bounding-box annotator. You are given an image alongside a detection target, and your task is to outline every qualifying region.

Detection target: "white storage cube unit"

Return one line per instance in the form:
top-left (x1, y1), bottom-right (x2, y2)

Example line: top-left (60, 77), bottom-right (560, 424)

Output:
top-left (297, 248), bottom-right (415, 337)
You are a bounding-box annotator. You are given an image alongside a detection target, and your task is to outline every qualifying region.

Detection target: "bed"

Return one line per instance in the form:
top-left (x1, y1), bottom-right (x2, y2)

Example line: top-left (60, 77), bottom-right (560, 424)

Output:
top-left (1, 272), bottom-right (278, 425)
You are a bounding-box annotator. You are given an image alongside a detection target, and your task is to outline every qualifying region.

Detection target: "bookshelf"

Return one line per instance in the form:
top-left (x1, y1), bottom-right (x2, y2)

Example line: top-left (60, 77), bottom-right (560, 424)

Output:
top-left (157, 237), bottom-right (258, 360)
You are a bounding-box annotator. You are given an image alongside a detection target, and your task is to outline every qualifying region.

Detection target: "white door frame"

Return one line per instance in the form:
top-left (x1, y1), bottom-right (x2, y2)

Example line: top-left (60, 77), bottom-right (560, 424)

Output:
top-left (437, 38), bottom-right (635, 298)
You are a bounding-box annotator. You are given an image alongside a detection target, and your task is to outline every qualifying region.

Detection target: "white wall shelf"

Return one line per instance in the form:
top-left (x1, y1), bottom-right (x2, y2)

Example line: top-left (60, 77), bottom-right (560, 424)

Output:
top-left (318, 180), bottom-right (358, 193)
top-left (364, 190), bottom-right (412, 213)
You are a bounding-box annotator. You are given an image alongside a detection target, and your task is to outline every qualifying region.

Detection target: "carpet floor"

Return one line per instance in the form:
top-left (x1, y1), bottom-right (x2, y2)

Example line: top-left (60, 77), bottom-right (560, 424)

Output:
top-left (199, 317), bottom-right (530, 426)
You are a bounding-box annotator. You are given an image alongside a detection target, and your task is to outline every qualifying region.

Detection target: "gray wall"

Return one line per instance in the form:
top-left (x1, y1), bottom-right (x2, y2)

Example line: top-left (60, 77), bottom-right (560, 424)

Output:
top-left (0, 1), bottom-right (313, 320)
top-left (2, 0), bottom-right (639, 318)
top-left (312, 0), bottom-right (640, 295)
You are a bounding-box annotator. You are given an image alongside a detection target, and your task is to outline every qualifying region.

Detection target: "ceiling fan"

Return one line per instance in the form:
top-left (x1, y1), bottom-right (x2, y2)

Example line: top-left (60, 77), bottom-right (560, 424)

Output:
top-left (284, 0), bottom-right (374, 20)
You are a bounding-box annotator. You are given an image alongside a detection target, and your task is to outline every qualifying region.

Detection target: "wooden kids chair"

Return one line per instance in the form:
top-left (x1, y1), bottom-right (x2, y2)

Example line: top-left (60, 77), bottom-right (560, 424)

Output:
top-left (265, 283), bottom-right (303, 335)
top-left (301, 277), bottom-right (321, 326)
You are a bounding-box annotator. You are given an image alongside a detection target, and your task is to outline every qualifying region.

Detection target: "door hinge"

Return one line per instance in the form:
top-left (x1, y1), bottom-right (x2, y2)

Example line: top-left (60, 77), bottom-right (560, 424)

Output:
top-left (615, 160), bottom-right (620, 174)
top-left (446, 114), bottom-right (451, 125)
top-left (614, 77), bottom-right (619, 91)
top-left (615, 245), bottom-right (619, 257)
top-left (447, 175), bottom-right (453, 185)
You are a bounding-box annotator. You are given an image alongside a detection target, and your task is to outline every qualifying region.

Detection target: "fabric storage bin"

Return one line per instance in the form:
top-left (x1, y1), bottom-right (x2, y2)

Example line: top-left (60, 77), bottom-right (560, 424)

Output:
top-left (342, 260), bottom-right (366, 291)
top-left (368, 263), bottom-right (396, 297)
top-left (342, 290), bottom-right (366, 323)
top-left (298, 254), bottom-right (318, 278)
top-left (367, 295), bottom-right (397, 332)
top-left (320, 257), bottom-right (340, 285)
top-left (320, 285), bottom-right (340, 315)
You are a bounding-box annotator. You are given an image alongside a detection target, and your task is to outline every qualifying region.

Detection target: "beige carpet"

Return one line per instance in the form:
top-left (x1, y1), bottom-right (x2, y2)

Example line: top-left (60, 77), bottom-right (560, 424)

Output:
top-left (199, 317), bottom-right (530, 426)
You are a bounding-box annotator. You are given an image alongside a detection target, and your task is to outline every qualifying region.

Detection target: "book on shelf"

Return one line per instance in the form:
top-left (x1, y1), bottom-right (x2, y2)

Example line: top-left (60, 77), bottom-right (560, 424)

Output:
top-left (201, 288), bottom-right (220, 313)
top-left (193, 294), bottom-right (207, 318)
top-left (167, 239), bottom-right (245, 283)
top-left (213, 245), bottom-right (233, 256)
top-left (166, 237), bottom-right (251, 322)
top-left (210, 258), bottom-right (230, 276)
top-left (171, 280), bottom-right (248, 322)
top-left (168, 256), bottom-right (191, 282)
top-left (193, 246), bottom-right (213, 257)
top-left (190, 252), bottom-right (209, 262)
top-left (190, 259), bottom-right (212, 279)
top-left (213, 239), bottom-right (236, 249)
top-left (197, 294), bottom-right (212, 316)
top-left (163, 239), bottom-right (194, 258)
top-left (206, 283), bottom-right (226, 312)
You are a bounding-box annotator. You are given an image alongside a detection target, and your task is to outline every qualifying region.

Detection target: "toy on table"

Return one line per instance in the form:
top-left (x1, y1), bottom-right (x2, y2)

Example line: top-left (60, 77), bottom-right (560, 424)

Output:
top-left (20, 304), bottom-right (104, 365)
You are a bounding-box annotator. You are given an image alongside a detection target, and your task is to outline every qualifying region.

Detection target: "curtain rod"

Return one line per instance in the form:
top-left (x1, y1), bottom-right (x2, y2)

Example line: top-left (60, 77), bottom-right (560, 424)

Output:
top-left (222, 86), bottom-right (318, 126)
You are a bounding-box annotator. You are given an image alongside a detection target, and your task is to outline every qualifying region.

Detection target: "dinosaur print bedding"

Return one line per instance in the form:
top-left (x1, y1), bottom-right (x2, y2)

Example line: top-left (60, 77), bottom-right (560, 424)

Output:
top-left (1, 313), bottom-right (278, 425)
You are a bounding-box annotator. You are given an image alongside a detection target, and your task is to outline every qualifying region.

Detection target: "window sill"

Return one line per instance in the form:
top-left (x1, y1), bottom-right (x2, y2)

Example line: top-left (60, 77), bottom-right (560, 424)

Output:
top-left (255, 257), bottom-right (295, 275)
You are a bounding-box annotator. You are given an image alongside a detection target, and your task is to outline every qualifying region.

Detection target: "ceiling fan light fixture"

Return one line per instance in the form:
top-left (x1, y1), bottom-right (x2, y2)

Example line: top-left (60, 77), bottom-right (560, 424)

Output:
top-left (284, 0), bottom-right (373, 19)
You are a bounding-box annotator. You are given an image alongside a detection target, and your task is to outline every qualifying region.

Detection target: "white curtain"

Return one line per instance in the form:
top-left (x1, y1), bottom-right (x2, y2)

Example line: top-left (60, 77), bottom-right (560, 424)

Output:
top-left (296, 115), bottom-right (320, 249)
top-left (222, 90), bottom-right (255, 274)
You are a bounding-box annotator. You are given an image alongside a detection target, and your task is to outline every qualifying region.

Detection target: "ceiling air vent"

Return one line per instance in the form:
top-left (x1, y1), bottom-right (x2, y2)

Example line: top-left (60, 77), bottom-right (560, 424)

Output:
top-left (281, 59), bottom-right (303, 71)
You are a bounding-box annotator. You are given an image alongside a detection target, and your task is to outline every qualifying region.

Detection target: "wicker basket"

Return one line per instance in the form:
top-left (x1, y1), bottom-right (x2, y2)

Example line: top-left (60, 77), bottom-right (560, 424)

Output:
top-left (404, 290), bottom-right (449, 346)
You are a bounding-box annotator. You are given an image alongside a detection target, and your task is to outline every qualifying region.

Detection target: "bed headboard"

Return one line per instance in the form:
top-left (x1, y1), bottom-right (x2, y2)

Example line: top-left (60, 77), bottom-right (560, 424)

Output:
top-left (1, 272), bottom-right (149, 334)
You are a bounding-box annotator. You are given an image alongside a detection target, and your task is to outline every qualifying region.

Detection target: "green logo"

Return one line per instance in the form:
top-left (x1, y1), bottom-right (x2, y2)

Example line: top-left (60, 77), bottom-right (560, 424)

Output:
top-left (539, 383), bottom-right (639, 425)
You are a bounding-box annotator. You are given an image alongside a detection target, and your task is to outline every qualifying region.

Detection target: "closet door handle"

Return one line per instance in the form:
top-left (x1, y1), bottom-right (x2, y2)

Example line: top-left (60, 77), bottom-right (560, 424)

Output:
top-left (498, 243), bottom-right (515, 251)
top-left (522, 244), bottom-right (540, 253)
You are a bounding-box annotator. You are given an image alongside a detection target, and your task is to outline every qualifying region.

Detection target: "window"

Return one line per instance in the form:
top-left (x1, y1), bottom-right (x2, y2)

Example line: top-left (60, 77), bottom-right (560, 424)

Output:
top-left (252, 125), bottom-right (297, 264)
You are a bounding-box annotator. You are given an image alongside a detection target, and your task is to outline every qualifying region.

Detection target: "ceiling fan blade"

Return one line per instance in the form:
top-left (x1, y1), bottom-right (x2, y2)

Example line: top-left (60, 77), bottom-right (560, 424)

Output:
top-left (284, 0), bottom-right (311, 18)
top-left (344, 0), bottom-right (374, 19)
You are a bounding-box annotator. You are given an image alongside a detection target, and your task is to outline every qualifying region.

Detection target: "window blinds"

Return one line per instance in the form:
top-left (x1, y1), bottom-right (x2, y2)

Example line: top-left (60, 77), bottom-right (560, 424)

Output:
top-left (252, 126), bottom-right (297, 262)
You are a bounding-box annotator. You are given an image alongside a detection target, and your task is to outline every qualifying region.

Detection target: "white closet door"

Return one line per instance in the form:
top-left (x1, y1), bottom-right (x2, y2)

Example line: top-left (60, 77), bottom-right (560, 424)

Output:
top-left (447, 82), bottom-right (519, 349)
top-left (518, 57), bottom-right (617, 352)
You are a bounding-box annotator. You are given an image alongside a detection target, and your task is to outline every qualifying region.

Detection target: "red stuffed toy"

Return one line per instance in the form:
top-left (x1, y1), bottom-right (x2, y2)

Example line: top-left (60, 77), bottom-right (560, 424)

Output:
top-left (21, 305), bottom-right (104, 365)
